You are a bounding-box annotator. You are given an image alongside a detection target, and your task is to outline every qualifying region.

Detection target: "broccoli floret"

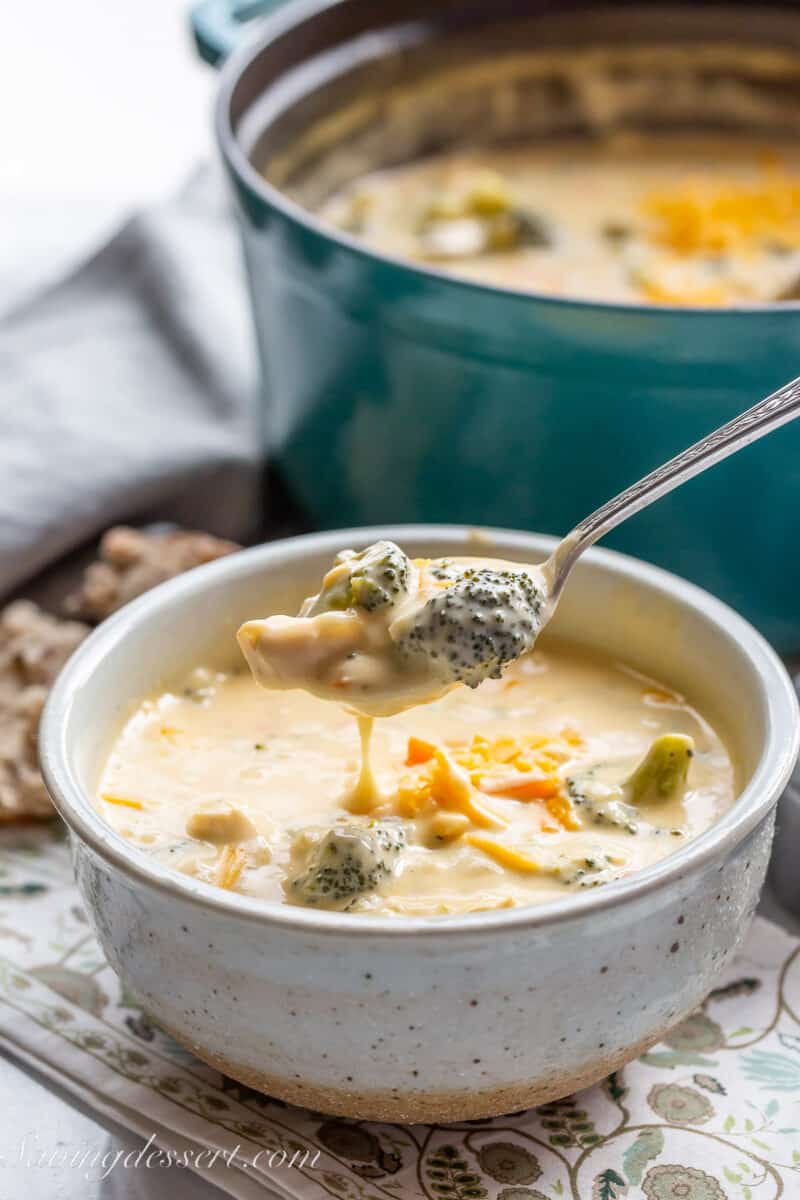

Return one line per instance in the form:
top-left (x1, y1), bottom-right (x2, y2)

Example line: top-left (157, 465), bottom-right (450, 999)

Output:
top-left (396, 567), bottom-right (543, 688)
top-left (427, 559), bottom-right (462, 584)
top-left (289, 822), bottom-right (407, 910)
top-left (566, 776), bottom-right (641, 835)
top-left (624, 734), bottom-right (694, 806)
top-left (557, 851), bottom-right (620, 888)
top-left (566, 734), bottom-right (694, 835)
top-left (418, 171), bottom-right (551, 260)
top-left (486, 209), bottom-right (552, 252)
top-left (305, 541), bottom-right (412, 616)
top-left (420, 209), bottom-right (552, 259)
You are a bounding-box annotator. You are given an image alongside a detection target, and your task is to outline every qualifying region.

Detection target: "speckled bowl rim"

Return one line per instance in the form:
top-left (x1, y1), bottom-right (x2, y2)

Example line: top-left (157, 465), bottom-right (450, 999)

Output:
top-left (40, 525), bottom-right (800, 938)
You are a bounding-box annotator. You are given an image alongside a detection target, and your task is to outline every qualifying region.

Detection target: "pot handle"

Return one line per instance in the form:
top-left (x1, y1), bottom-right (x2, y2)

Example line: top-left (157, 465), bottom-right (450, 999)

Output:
top-left (190, 0), bottom-right (286, 67)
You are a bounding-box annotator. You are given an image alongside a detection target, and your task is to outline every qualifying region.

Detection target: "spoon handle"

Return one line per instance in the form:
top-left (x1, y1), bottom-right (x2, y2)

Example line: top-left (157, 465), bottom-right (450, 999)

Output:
top-left (550, 373), bottom-right (800, 596)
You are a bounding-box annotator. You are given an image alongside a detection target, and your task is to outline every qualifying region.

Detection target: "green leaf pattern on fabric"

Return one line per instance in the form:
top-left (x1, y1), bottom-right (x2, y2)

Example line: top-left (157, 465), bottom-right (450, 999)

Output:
top-left (591, 1168), bottom-right (626, 1199)
top-left (621, 1129), bottom-right (663, 1185)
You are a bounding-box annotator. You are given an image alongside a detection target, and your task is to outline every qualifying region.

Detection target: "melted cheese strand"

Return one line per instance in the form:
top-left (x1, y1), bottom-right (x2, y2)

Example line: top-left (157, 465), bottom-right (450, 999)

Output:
top-left (347, 715), bottom-right (381, 814)
top-left (466, 835), bottom-right (540, 874)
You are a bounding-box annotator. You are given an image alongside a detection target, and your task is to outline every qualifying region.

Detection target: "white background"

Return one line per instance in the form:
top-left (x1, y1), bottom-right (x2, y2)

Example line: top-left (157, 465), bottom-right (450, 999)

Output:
top-left (1, 0), bottom-right (215, 312)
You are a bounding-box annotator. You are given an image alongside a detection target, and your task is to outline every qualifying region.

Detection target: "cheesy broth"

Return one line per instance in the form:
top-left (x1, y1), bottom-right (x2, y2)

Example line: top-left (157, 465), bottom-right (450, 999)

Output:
top-left (319, 137), bottom-right (800, 306)
top-left (97, 643), bottom-right (735, 917)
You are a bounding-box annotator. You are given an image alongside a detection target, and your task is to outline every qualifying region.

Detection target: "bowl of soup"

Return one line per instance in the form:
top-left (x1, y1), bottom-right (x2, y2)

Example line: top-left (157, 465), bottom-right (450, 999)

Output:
top-left (190, 0), bottom-right (800, 649)
top-left (40, 526), bottom-right (798, 1121)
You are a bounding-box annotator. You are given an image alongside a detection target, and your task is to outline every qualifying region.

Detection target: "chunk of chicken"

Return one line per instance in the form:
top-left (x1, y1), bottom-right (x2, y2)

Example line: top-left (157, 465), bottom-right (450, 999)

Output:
top-left (186, 805), bottom-right (257, 845)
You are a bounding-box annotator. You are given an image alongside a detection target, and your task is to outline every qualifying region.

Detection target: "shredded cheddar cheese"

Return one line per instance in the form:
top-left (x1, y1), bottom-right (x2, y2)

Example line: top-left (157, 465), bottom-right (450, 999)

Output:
top-left (641, 168), bottom-right (800, 257)
top-left (429, 750), bottom-right (508, 830)
top-left (101, 794), bottom-right (144, 811)
top-left (394, 774), bottom-right (436, 818)
top-left (450, 730), bottom-right (581, 785)
top-left (214, 845), bottom-right (247, 890)
top-left (396, 730), bottom-right (582, 834)
top-left (466, 834), bottom-right (540, 874)
top-left (636, 279), bottom-right (730, 307)
top-left (544, 791), bottom-right (581, 833)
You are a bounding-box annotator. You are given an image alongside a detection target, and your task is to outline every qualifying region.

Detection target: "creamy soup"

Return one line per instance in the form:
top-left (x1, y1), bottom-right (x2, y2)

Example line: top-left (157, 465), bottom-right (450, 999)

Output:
top-left (319, 137), bottom-right (800, 306)
top-left (97, 642), bottom-right (735, 917)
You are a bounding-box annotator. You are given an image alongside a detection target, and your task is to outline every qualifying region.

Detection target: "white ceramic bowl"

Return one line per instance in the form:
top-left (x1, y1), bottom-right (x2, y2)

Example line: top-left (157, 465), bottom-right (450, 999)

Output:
top-left (40, 527), bottom-right (799, 1122)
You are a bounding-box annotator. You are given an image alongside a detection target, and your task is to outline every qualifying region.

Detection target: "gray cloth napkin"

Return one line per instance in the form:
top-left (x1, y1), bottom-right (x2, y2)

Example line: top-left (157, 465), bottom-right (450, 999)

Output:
top-left (0, 167), bottom-right (261, 598)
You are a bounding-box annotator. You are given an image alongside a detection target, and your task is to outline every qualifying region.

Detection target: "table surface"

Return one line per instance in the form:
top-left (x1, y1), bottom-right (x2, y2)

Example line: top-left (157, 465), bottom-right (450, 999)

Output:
top-left (2, 5), bottom-right (799, 1195)
top-left (0, 0), bottom-right (215, 315)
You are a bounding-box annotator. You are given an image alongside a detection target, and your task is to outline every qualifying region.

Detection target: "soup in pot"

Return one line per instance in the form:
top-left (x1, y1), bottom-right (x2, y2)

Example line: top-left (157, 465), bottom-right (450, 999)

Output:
top-left (319, 136), bottom-right (800, 306)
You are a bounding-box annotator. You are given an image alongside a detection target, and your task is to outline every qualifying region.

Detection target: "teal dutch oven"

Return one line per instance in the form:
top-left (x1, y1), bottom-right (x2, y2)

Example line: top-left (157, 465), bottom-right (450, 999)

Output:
top-left (192, 0), bottom-right (800, 650)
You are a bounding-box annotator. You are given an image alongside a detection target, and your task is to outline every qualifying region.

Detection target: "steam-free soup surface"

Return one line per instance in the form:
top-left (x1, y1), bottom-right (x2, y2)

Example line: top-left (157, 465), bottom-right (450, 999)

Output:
top-left (97, 643), bottom-right (735, 917)
top-left (319, 137), bottom-right (800, 306)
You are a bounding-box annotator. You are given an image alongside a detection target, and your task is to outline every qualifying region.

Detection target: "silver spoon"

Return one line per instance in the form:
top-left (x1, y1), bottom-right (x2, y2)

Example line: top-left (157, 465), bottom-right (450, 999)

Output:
top-left (402, 373), bottom-right (800, 687)
top-left (240, 376), bottom-right (800, 710)
top-left (543, 373), bottom-right (800, 606)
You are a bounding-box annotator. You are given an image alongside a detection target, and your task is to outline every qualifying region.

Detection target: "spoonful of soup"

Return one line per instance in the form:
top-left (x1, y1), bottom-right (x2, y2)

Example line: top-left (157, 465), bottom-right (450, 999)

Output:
top-left (239, 374), bottom-right (800, 717)
top-left (239, 542), bottom-right (546, 716)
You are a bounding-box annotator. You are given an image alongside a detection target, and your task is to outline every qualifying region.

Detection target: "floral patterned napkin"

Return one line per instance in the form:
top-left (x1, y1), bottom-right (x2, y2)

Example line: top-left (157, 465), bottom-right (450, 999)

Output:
top-left (1, 827), bottom-right (799, 1200)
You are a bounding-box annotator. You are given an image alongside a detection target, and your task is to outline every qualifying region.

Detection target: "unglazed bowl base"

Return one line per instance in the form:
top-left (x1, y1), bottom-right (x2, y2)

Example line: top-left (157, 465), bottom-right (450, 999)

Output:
top-left (158, 1018), bottom-right (679, 1123)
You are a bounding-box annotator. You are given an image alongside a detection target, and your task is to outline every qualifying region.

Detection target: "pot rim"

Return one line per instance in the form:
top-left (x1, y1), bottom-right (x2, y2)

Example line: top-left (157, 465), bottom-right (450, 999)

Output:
top-left (40, 524), bottom-right (800, 938)
top-left (214, 0), bottom-right (800, 318)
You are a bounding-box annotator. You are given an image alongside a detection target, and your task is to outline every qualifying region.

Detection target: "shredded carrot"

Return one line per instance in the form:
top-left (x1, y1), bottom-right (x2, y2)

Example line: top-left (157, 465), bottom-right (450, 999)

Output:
top-left (479, 773), bottom-right (560, 801)
top-left (405, 736), bottom-right (437, 766)
top-left (478, 769), bottom-right (578, 830)
top-left (101, 794), bottom-right (144, 811)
